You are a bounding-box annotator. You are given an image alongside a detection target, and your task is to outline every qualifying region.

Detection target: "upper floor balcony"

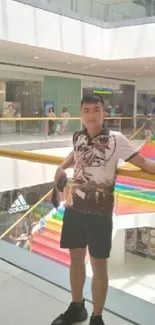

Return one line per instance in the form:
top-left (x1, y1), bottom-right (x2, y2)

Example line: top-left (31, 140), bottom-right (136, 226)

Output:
top-left (15, 0), bottom-right (155, 27)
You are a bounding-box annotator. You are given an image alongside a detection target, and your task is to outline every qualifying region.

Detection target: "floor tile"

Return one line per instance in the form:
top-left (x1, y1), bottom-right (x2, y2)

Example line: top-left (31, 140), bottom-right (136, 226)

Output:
top-left (0, 260), bottom-right (22, 277)
top-left (0, 270), bottom-right (11, 285)
top-left (0, 277), bottom-right (68, 325)
top-left (17, 270), bottom-right (92, 309)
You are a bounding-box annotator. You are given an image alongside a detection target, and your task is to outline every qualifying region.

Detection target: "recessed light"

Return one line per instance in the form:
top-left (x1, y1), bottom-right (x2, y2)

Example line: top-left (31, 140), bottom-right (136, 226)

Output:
top-left (67, 62), bottom-right (72, 65)
top-left (145, 66), bottom-right (149, 69)
top-left (34, 56), bottom-right (39, 60)
top-left (106, 69), bottom-right (110, 72)
top-left (137, 73), bottom-right (140, 76)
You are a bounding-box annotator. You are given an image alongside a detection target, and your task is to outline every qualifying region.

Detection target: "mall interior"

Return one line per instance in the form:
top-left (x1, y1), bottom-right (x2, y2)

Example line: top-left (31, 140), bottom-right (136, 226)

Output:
top-left (1, 1), bottom-right (155, 325)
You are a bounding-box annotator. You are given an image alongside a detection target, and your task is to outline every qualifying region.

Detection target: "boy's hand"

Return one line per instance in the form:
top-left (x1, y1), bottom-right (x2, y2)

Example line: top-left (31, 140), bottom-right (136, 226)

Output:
top-left (54, 166), bottom-right (66, 186)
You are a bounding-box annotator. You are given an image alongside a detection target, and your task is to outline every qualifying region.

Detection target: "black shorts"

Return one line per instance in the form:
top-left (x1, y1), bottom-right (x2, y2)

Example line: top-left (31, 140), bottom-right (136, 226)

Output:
top-left (60, 207), bottom-right (113, 259)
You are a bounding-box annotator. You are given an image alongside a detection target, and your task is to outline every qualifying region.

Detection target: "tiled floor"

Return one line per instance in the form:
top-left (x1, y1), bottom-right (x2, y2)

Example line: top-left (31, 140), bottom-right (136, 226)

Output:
top-left (86, 252), bottom-right (155, 305)
top-left (0, 133), bottom-right (73, 150)
top-left (0, 260), bottom-right (132, 325)
top-left (109, 253), bottom-right (155, 304)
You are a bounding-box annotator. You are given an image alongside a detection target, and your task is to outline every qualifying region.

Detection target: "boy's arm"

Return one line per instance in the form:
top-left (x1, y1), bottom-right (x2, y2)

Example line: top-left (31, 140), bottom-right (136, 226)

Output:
top-left (54, 151), bottom-right (74, 185)
top-left (129, 154), bottom-right (155, 174)
top-left (117, 133), bottom-right (155, 173)
top-left (58, 151), bottom-right (74, 170)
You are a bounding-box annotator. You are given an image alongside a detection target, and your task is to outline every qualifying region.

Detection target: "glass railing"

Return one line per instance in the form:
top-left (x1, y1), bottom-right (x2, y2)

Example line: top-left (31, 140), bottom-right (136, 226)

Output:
top-left (1, 176), bottom-right (155, 305)
top-left (0, 143), bottom-right (155, 322)
top-left (15, 0), bottom-right (155, 25)
top-left (0, 115), bottom-right (153, 148)
top-left (0, 187), bottom-right (54, 250)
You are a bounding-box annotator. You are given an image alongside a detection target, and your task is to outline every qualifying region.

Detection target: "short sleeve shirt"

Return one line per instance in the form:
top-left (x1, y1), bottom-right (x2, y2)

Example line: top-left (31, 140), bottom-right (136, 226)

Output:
top-left (71, 128), bottom-right (138, 216)
top-left (144, 119), bottom-right (152, 130)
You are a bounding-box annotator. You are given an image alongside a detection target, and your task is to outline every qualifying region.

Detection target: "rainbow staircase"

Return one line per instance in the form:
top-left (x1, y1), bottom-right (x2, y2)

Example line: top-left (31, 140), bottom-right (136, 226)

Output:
top-left (114, 139), bottom-right (155, 214)
top-left (139, 139), bottom-right (155, 160)
top-left (32, 208), bottom-right (71, 266)
top-left (32, 140), bottom-right (155, 263)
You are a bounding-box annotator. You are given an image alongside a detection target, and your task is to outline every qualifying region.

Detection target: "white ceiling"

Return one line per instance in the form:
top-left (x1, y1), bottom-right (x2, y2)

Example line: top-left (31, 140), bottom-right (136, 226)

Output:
top-left (0, 40), bottom-right (155, 80)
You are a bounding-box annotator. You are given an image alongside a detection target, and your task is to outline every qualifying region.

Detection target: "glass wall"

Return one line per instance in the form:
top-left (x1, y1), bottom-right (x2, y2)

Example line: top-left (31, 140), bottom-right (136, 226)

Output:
top-left (136, 90), bottom-right (155, 127)
top-left (16, 0), bottom-right (155, 24)
top-left (137, 90), bottom-right (155, 116)
top-left (0, 76), bottom-right (43, 135)
top-left (0, 79), bottom-right (43, 118)
top-left (43, 76), bottom-right (81, 132)
top-left (0, 72), bottom-right (81, 138)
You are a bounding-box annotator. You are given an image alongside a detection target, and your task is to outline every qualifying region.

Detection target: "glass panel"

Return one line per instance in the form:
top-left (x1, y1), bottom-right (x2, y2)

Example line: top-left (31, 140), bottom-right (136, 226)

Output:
top-left (14, 0), bottom-right (155, 25)
top-left (0, 116), bottom-right (151, 145)
top-left (0, 117), bottom-right (82, 145)
top-left (0, 186), bottom-right (69, 265)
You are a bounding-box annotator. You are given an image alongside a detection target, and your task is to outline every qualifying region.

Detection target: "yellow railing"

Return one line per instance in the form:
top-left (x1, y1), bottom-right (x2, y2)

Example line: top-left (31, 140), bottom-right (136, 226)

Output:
top-left (0, 116), bottom-right (151, 121)
top-left (0, 148), bottom-right (154, 181)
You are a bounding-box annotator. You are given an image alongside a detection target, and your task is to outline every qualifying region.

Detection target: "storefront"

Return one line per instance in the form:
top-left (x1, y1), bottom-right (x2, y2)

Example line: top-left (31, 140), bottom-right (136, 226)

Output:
top-left (125, 227), bottom-right (155, 260)
top-left (0, 182), bottom-right (53, 237)
top-left (0, 69), bottom-right (82, 135)
top-left (83, 81), bottom-right (135, 131)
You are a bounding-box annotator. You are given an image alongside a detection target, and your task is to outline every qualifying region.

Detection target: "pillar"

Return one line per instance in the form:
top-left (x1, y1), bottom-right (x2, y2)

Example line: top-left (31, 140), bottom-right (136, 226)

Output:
top-left (109, 229), bottom-right (126, 265)
top-left (133, 86), bottom-right (137, 131)
top-left (0, 81), bottom-right (6, 116)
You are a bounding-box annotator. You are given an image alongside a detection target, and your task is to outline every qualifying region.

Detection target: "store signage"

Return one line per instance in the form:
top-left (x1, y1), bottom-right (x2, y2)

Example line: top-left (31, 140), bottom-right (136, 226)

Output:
top-left (93, 87), bottom-right (113, 94)
top-left (9, 194), bottom-right (29, 214)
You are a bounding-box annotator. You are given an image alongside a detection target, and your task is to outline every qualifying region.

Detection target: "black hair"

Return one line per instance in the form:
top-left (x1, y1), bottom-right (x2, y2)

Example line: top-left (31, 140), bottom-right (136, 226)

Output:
top-left (49, 107), bottom-right (54, 113)
top-left (81, 94), bottom-right (104, 106)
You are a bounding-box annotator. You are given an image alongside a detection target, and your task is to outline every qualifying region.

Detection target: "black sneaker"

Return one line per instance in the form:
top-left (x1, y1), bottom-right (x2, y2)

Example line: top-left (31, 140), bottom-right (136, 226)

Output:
top-left (51, 300), bottom-right (88, 325)
top-left (89, 315), bottom-right (105, 325)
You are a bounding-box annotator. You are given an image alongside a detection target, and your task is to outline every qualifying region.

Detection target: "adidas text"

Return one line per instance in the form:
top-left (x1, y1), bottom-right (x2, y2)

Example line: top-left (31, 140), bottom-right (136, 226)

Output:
top-left (9, 204), bottom-right (29, 214)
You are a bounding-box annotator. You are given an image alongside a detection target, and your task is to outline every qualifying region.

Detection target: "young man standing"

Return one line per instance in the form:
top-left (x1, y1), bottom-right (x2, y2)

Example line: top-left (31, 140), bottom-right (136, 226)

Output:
top-left (52, 94), bottom-right (155, 325)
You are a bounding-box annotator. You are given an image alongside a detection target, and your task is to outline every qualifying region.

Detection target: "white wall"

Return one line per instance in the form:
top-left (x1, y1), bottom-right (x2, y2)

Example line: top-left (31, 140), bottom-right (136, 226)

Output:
top-left (136, 78), bottom-right (155, 91)
top-left (110, 229), bottom-right (125, 265)
top-left (0, 147), bottom-right (73, 192)
top-left (0, 0), bottom-right (154, 61)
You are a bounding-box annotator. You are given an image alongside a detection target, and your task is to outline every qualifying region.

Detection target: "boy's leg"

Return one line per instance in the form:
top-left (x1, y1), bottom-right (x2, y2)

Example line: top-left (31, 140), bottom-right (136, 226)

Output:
top-left (70, 248), bottom-right (86, 302)
top-left (90, 257), bottom-right (108, 316)
top-left (51, 208), bottom-right (88, 325)
top-left (87, 214), bottom-right (113, 324)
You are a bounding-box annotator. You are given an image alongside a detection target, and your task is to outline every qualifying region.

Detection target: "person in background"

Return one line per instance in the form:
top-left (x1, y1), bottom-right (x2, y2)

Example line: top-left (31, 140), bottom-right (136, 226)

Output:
top-left (60, 108), bottom-right (70, 135)
top-left (48, 107), bottom-right (55, 136)
top-left (38, 215), bottom-right (46, 233)
top-left (143, 113), bottom-right (153, 143)
top-left (22, 215), bottom-right (34, 236)
top-left (14, 107), bottom-right (21, 133)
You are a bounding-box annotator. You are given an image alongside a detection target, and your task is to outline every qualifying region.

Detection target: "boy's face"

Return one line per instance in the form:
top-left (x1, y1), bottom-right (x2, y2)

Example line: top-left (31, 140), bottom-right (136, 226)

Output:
top-left (81, 101), bottom-right (105, 129)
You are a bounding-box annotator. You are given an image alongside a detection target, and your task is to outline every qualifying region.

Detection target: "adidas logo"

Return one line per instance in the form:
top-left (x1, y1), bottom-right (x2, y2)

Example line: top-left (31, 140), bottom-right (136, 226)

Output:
top-left (9, 195), bottom-right (30, 214)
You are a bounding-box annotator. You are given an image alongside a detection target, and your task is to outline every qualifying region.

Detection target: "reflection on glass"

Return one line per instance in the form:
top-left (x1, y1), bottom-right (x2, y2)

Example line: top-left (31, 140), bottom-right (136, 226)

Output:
top-left (16, 0), bottom-right (155, 23)
top-left (0, 185), bottom-right (71, 266)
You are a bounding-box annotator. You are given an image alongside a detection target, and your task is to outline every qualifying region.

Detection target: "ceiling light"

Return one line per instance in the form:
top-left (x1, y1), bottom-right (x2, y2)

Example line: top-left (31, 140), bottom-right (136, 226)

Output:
top-left (34, 56), bottom-right (39, 60)
top-left (67, 62), bottom-right (71, 65)
top-left (137, 73), bottom-right (140, 76)
top-left (106, 69), bottom-right (110, 71)
top-left (145, 66), bottom-right (148, 69)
